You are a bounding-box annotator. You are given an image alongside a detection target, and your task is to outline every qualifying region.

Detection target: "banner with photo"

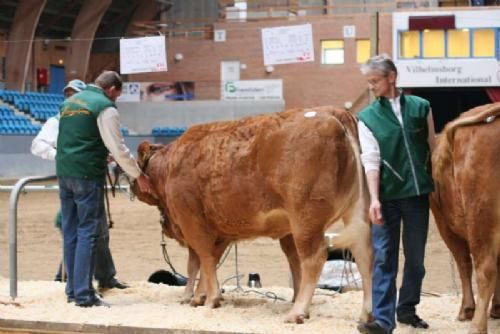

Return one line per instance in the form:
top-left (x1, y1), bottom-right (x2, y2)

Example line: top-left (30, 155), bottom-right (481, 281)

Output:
top-left (117, 82), bottom-right (141, 102)
top-left (141, 82), bottom-right (195, 101)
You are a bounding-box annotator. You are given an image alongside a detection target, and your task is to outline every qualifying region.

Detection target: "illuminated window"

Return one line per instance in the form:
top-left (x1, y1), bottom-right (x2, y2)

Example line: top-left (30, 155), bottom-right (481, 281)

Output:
top-left (321, 40), bottom-right (344, 64)
top-left (447, 29), bottom-right (470, 58)
top-left (400, 31), bottom-right (420, 58)
top-left (473, 29), bottom-right (495, 57)
top-left (356, 40), bottom-right (371, 63)
top-left (423, 30), bottom-right (445, 58)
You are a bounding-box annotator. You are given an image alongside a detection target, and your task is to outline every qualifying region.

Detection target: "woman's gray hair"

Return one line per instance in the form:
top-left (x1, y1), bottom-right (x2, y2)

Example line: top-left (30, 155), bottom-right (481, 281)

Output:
top-left (95, 71), bottom-right (123, 90)
top-left (360, 54), bottom-right (398, 76)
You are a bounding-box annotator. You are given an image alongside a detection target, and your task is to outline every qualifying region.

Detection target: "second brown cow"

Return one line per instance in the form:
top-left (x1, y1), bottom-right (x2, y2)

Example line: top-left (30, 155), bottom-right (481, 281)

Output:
top-left (133, 106), bottom-right (373, 323)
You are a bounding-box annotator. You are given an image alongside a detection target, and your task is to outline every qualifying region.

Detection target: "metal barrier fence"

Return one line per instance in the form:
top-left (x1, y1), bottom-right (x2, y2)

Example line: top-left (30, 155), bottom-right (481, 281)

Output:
top-left (7, 175), bottom-right (58, 300)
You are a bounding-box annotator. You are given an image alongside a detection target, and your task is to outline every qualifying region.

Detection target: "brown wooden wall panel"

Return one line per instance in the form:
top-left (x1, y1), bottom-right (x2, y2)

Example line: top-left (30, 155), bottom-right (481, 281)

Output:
top-left (65, 0), bottom-right (112, 82)
top-left (5, 0), bottom-right (47, 91)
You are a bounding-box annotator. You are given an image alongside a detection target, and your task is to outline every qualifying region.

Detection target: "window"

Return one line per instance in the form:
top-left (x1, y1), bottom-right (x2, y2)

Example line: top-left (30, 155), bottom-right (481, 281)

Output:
top-left (356, 40), bottom-right (371, 63)
top-left (422, 30), bottom-right (445, 58)
top-left (447, 29), bottom-right (470, 58)
top-left (400, 31), bottom-right (420, 58)
top-left (321, 40), bottom-right (344, 64)
top-left (473, 29), bottom-right (495, 57)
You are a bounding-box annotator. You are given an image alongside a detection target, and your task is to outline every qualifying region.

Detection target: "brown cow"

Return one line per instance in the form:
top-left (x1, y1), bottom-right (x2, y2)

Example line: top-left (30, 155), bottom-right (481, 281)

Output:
top-left (431, 103), bottom-right (500, 334)
top-left (134, 106), bottom-right (373, 324)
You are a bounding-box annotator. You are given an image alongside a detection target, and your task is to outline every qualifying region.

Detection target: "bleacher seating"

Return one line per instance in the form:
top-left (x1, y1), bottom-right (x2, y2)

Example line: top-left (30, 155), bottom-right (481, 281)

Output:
top-left (0, 89), bottom-right (136, 136)
top-left (0, 105), bottom-right (41, 135)
top-left (152, 126), bottom-right (187, 137)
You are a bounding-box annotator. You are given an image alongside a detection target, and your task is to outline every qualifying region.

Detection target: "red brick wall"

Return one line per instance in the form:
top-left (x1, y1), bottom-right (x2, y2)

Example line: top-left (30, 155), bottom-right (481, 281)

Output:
top-left (121, 13), bottom-right (392, 111)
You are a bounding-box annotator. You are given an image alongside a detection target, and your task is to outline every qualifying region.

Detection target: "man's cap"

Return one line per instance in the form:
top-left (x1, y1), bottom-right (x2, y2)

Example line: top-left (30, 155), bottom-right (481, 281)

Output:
top-left (63, 79), bottom-right (86, 93)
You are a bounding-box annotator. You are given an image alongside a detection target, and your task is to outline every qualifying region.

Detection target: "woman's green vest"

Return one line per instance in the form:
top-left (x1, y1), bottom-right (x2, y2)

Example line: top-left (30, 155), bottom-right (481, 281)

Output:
top-left (56, 85), bottom-right (115, 180)
top-left (358, 94), bottom-right (434, 201)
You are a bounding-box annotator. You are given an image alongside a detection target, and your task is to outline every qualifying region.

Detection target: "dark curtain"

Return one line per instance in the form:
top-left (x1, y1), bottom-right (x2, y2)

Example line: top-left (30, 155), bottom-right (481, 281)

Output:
top-left (485, 87), bottom-right (500, 102)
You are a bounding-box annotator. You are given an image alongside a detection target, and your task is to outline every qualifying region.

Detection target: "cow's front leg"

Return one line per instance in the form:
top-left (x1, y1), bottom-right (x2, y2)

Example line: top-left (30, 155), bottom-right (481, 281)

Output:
top-left (199, 254), bottom-right (221, 308)
top-left (190, 273), bottom-right (207, 306)
top-left (181, 247), bottom-right (200, 304)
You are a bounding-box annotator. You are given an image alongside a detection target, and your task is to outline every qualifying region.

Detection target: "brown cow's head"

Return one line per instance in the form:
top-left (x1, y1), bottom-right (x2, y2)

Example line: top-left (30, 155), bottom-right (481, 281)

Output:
top-left (133, 141), bottom-right (169, 206)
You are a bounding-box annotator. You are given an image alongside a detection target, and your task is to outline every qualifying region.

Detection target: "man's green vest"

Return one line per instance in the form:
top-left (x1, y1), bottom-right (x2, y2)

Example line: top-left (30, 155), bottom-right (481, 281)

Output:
top-left (358, 94), bottom-right (434, 201)
top-left (56, 85), bottom-right (115, 180)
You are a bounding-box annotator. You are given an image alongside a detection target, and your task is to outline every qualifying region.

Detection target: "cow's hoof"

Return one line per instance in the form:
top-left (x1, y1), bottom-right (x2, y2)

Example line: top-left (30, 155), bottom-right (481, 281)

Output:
top-left (284, 313), bottom-right (306, 324)
top-left (190, 295), bottom-right (206, 307)
top-left (207, 298), bottom-right (221, 309)
top-left (459, 307), bottom-right (475, 321)
top-left (180, 296), bottom-right (192, 304)
top-left (490, 304), bottom-right (500, 319)
top-left (467, 324), bottom-right (487, 334)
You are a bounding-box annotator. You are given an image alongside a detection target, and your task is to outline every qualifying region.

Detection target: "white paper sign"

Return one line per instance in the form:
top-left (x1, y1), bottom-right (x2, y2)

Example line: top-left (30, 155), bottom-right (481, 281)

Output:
top-left (221, 80), bottom-right (283, 101)
top-left (120, 36), bottom-right (167, 74)
top-left (261, 24), bottom-right (314, 65)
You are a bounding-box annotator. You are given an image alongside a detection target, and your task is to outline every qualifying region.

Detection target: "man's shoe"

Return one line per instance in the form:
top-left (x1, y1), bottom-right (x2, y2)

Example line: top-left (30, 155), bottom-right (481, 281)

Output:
top-left (397, 314), bottom-right (429, 329)
top-left (67, 297), bottom-right (75, 303)
top-left (76, 297), bottom-right (110, 308)
top-left (98, 279), bottom-right (128, 290)
top-left (357, 321), bottom-right (391, 334)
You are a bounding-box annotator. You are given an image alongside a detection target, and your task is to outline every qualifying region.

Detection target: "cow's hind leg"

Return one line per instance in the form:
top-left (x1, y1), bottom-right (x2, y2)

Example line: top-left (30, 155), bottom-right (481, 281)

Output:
top-left (491, 264), bottom-right (500, 319)
top-left (342, 205), bottom-right (373, 323)
top-left (279, 234), bottom-right (301, 302)
top-left (470, 246), bottom-right (497, 334)
top-left (285, 218), bottom-right (327, 324)
top-left (435, 219), bottom-right (475, 321)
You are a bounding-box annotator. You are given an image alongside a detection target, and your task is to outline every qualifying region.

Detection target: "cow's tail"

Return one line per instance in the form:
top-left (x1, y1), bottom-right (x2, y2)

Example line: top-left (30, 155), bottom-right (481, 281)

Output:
top-left (433, 103), bottom-right (500, 181)
top-left (327, 111), bottom-right (370, 251)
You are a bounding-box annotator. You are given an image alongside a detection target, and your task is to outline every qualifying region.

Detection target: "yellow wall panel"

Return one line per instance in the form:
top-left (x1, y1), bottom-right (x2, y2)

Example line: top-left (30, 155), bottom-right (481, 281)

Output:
top-left (356, 40), bottom-right (370, 63)
top-left (423, 30), bottom-right (445, 58)
top-left (448, 29), bottom-right (470, 57)
top-left (473, 29), bottom-right (494, 57)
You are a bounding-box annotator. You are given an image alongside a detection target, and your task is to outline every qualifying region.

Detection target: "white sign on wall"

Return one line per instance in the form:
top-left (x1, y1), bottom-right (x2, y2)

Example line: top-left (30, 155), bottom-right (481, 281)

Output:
top-left (119, 36), bottom-right (167, 74)
top-left (222, 80), bottom-right (283, 101)
top-left (214, 29), bottom-right (227, 42)
top-left (261, 24), bottom-right (314, 66)
top-left (343, 25), bottom-right (356, 38)
top-left (396, 59), bottom-right (500, 88)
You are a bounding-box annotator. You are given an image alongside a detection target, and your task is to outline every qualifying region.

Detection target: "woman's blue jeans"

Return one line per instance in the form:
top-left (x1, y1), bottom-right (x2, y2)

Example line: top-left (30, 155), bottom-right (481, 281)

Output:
top-left (371, 195), bottom-right (429, 332)
top-left (59, 176), bottom-right (104, 304)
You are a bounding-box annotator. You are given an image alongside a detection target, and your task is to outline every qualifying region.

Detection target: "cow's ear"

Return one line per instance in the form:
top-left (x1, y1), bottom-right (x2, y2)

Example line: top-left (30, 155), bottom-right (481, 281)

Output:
top-left (137, 141), bottom-right (151, 170)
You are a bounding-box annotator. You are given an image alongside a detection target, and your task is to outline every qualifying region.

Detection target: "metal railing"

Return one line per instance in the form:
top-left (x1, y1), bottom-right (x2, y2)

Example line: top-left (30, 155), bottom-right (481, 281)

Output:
top-left (8, 175), bottom-right (57, 299)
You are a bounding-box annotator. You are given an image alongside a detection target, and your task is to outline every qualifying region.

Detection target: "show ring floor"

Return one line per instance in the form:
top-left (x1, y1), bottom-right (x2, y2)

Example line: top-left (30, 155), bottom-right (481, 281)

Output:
top-left (0, 278), bottom-right (498, 334)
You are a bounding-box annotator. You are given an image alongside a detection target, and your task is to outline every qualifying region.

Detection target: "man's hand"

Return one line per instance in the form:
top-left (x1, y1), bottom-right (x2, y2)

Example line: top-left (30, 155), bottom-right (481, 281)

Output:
top-left (135, 173), bottom-right (153, 195)
top-left (369, 199), bottom-right (384, 225)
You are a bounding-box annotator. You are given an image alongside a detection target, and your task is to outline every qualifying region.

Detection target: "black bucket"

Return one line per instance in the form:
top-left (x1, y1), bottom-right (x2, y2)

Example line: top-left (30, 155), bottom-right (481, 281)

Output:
top-left (148, 270), bottom-right (188, 286)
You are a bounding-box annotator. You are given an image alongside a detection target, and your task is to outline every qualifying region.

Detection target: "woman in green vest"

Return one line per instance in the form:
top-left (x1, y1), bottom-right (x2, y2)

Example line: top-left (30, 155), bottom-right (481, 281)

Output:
top-left (356, 55), bottom-right (436, 334)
